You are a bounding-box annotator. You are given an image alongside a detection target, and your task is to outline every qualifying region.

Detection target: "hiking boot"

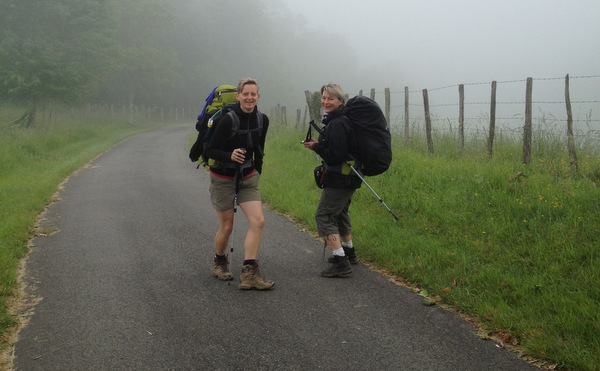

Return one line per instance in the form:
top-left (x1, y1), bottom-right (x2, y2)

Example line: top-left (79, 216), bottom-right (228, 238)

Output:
top-left (213, 255), bottom-right (233, 281)
top-left (328, 246), bottom-right (358, 265)
top-left (239, 263), bottom-right (274, 290)
top-left (321, 255), bottom-right (352, 277)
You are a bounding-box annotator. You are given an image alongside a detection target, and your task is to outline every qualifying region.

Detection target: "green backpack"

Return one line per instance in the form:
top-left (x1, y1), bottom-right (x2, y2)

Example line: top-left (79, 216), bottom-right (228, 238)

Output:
top-left (190, 85), bottom-right (238, 162)
top-left (194, 85), bottom-right (237, 131)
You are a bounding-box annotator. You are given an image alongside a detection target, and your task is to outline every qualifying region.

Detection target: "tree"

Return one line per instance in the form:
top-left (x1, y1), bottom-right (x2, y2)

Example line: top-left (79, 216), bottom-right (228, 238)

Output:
top-left (0, 0), bottom-right (116, 126)
top-left (97, 0), bottom-right (180, 116)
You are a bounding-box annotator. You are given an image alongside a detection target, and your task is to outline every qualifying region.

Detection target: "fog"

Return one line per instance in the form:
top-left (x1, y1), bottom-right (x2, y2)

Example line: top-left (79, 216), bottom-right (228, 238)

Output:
top-left (2, 0), bottom-right (598, 129)
top-left (274, 0), bottom-right (600, 128)
top-left (281, 0), bottom-right (599, 86)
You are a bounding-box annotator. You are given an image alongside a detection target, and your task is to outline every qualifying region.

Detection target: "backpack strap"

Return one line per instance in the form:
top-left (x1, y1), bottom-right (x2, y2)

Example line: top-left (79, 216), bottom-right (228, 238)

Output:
top-left (225, 110), bottom-right (264, 158)
top-left (254, 110), bottom-right (264, 158)
top-left (340, 115), bottom-right (360, 162)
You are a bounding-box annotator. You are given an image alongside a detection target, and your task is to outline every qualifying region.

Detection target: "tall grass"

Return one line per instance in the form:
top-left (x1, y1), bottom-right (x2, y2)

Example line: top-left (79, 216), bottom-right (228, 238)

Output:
top-left (0, 105), bottom-right (164, 351)
top-left (260, 125), bottom-right (600, 370)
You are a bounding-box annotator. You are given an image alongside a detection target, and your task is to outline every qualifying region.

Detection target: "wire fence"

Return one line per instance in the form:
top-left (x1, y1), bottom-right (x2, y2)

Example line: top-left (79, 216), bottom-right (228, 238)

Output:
top-left (377, 74), bottom-right (600, 130)
top-left (287, 74), bottom-right (600, 165)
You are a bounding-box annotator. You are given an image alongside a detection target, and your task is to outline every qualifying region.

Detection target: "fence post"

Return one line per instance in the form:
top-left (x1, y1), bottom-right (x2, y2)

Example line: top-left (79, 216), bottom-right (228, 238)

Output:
top-left (565, 74), bottom-right (579, 170)
top-left (370, 88), bottom-right (375, 100)
top-left (304, 90), bottom-right (320, 123)
top-left (458, 84), bottom-right (464, 153)
top-left (296, 109), bottom-right (301, 130)
top-left (488, 81), bottom-right (497, 158)
top-left (303, 107), bottom-right (308, 130)
top-left (281, 106), bottom-right (287, 126)
top-left (403, 86), bottom-right (410, 146)
top-left (523, 77), bottom-right (533, 164)
top-left (384, 87), bottom-right (391, 130)
top-left (422, 89), bottom-right (434, 154)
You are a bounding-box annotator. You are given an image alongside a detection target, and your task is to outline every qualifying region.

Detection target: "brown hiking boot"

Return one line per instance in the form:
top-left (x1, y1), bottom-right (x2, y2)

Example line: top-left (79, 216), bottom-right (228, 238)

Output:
top-left (328, 246), bottom-right (358, 265)
top-left (213, 255), bottom-right (233, 281)
top-left (322, 255), bottom-right (352, 277)
top-left (239, 263), bottom-right (274, 290)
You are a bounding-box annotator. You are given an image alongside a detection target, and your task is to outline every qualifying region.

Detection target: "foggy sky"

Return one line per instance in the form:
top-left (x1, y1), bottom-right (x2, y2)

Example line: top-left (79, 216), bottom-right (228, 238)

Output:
top-left (280, 0), bottom-right (599, 87)
top-left (277, 0), bottom-right (600, 129)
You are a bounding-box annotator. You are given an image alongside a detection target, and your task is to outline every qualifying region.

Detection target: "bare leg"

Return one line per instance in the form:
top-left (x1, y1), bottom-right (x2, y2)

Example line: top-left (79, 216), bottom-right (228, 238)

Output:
top-left (326, 233), bottom-right (343, 251)
top-left (214, 209), bottom-right (234, 256)
top-left (238, 201), bottom-right (265, 260)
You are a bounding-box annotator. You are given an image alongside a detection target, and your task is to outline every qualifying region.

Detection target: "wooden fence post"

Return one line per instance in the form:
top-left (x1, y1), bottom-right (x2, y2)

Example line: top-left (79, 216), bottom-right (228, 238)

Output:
top-left (370, 88), bottom-right (375, 100)
top-left (404, 86), bottom-right (409, 146)
top-left (303, 106), bottom-right (308, 130)
top-left (384, 88), bottom-right (390, 130)
top-left (488, 81), bottom-right (497, 158)
top-left (523, 77), bottom-right (533, 165)
top-left (458, 84), bottom-right (464, 153)
top-left (296, 109), bottom-right (301, 130)
top-left (304, 90), bottom-right (319, 123)
top-left (281, 106), bottom-right (287, 126)
top-left (423, 89), bottom-right (434, 154)
top-left (565, 74), bottom-right (578, 170)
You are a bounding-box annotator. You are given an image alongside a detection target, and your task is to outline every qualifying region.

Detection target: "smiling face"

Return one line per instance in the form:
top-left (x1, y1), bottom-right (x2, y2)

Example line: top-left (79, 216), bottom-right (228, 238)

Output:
top-left (236, 83), bottom-right (260, 113)
top-left (321, 90), bottom-right (343, 114)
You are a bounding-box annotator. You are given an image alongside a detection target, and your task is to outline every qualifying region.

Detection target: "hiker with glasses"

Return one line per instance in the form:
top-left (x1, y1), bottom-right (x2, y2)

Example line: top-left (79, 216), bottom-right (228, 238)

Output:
top-left (204, 78), bottom-right (274, 290)
top-left (303, 83), bottom-right (361, 277)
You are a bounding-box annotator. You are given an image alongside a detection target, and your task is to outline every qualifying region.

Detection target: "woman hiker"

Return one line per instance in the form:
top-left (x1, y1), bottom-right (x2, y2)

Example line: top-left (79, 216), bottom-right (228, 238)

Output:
top-left (303, 83), bottom-right (361, 277)
top-left (204, 77), bottom-right (274, 290)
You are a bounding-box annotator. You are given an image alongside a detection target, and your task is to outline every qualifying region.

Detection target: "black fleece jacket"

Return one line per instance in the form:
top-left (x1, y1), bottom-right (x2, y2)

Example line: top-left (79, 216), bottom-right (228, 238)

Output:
top-left (313, 105), bottom-right (361, 189)
top-left (205, 103), bottom-right (269, 178)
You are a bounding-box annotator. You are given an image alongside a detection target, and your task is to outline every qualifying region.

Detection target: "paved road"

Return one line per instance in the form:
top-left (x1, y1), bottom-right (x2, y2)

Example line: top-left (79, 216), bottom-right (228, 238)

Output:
top-left (13, 125), bottom-right (538, 370)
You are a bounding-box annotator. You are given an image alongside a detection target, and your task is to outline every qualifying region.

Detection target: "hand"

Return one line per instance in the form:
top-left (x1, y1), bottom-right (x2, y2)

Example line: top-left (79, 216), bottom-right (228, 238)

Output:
top-left (231, 148), bottom-right (246, 164)
top-left (303, 139), bottom-right (317, 150)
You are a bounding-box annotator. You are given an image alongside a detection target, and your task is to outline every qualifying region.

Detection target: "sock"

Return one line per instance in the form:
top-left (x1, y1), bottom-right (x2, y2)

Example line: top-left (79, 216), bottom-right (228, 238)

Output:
top-left (215, 254), bottom-right (227, 260)
top-left (342, 241), bottom-right (354, 249)
top-left (243, 259), bottom-right (257, 266)
top-left (332, 248), bottom-right (345, 256)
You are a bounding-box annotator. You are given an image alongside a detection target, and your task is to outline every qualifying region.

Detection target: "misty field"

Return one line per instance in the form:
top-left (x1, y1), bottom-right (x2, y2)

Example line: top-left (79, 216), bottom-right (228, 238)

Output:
top-left (260, 125), bottom-right (600, 370)
top-left (1, 106), bottom-right (599, 370)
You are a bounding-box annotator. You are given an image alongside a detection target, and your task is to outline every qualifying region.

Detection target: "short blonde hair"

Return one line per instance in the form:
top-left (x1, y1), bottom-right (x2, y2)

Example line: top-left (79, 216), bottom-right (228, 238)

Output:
top-left (320, 83), bottom-right (345, 104)
top-left (237, 77), bottom-right (259, 93)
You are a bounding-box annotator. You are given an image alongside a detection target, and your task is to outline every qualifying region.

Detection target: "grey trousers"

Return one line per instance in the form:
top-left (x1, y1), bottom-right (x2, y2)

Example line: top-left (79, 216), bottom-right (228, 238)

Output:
top-left (315, 186), bottom-right (356, 237)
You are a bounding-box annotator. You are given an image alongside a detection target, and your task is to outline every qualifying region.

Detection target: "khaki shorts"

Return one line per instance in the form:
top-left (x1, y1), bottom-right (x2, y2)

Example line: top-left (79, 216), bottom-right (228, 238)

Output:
top-left (209, 171), bottom-right (261, 211)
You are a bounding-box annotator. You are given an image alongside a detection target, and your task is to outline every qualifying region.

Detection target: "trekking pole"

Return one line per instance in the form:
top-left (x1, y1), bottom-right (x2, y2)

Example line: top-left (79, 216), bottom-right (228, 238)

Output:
top-left (308, 120), bottom-right (399, 221)
top-left (232, 154), bottom-right (243, 243)
top-left (228, 151), bottom-right (243, 285)
top-left (345, 161), bottom-right (399, 221)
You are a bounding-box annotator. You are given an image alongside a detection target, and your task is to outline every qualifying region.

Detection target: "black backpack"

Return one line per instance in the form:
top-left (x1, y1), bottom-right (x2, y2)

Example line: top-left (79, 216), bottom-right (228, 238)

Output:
top-left (343, 96), bottom-right (392, 176)
top-left (189, 103), bottom-right (263, 167)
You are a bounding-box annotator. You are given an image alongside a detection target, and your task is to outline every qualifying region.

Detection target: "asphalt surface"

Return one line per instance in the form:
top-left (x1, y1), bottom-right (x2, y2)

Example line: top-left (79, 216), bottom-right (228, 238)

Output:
top-left (12, 124), bottom-right (539, 370)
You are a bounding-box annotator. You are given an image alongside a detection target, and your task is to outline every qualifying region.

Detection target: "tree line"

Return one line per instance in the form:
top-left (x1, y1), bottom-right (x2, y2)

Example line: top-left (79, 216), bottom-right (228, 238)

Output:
top-left (0, 0), bottom-right (360, 126)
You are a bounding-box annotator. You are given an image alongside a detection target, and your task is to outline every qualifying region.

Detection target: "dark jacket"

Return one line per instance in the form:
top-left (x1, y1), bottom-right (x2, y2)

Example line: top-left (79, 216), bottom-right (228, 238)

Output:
top-left (205, 103), bottom-right (269, 178)
top-left (313, 106), bottom-right (361, 189)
